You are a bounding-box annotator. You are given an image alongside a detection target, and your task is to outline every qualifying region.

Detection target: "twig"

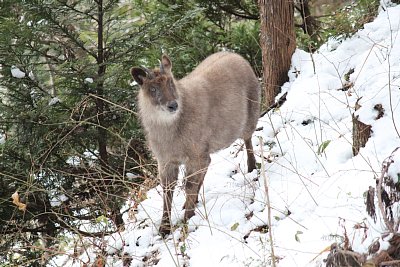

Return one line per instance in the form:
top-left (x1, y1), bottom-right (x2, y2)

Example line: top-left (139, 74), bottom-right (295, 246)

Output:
top-left (259, 92), bottom-right (288, 118)
top-left (384, 4), bottom-right (400, 138)
top-left (258, 136), bottom-right (276, 267)
top-left (89, 93), bottom-right (137, 115)
top-left (380, 260), bottom-right (400, 265)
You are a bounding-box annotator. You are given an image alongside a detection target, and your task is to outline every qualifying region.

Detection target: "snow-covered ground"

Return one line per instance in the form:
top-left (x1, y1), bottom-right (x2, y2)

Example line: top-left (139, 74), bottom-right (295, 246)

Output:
top-left (53, 2), bottom-right (400, 266)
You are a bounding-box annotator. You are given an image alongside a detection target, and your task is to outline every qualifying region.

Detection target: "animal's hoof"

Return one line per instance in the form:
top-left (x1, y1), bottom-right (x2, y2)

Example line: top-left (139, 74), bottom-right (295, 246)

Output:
top-left (159, 225), bottom-right (171, 237)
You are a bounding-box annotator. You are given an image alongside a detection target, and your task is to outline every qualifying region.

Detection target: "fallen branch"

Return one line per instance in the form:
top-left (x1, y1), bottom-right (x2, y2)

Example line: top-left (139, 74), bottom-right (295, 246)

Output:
top-left (376, 147), bottom-right (400, 234)
top-left (259, 92), bottom-right (288, 118)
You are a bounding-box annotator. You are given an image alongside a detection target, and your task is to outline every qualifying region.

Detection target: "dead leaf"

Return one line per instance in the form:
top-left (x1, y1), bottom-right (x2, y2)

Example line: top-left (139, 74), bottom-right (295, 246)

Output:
top-left (11, 191), bottom-right (26, 211)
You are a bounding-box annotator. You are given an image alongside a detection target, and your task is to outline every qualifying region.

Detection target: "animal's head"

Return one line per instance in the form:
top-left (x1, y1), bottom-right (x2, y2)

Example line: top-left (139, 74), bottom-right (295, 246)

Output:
top-left (131, 55), bottom-right (180, 116)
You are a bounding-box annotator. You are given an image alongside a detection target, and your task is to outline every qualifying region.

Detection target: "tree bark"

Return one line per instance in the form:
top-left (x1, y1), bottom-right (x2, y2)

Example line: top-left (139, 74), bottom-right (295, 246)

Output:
top-left (258, 0), bottom-right (296, 107)
top-left (352, 98), bottom-right (373, 156)
top-left (352, 116), bottom-right (371, 157)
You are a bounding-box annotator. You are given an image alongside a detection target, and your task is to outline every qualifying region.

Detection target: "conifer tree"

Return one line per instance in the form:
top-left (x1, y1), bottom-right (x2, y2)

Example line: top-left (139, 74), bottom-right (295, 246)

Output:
top-left (0, 1), bottom-right (155, 264)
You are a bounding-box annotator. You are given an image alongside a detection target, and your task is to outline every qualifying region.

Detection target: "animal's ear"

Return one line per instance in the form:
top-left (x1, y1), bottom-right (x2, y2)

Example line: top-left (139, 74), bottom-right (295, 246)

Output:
top-left (130, 67), bottom-right (147, 85)
top-left (161, 54), bottom-right (172, 75)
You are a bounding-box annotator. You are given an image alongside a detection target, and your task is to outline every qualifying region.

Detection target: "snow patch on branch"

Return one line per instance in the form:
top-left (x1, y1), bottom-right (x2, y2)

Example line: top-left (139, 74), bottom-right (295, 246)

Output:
top-left (11, 66), bottom-right (25, 78)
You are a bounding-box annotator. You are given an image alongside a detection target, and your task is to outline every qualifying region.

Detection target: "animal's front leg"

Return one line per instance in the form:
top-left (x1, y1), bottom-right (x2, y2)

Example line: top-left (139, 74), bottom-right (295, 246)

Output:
top-left (158, 161), bottom-right (179, 236)
top-left (183, 155), bottom-right (211, 221)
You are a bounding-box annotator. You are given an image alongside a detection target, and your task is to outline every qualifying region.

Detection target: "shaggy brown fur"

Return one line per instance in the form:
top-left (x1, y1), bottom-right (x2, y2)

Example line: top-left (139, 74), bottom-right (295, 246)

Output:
top-left (131, 52), bottom-right (260, 236)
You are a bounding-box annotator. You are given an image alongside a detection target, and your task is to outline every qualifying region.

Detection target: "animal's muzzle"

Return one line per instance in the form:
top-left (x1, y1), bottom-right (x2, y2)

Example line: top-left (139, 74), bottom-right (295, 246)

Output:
top-left (166, 101), bottom-right (178, 112)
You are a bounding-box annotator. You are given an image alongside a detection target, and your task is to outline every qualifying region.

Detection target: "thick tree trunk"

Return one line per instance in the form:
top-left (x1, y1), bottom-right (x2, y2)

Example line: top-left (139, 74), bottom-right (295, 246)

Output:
top-left (258, 0), bottom-right (296, 107)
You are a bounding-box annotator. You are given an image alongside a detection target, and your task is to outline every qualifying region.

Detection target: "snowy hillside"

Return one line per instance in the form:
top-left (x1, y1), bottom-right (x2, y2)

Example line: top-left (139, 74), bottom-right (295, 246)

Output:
top-left (55, 2), bottom-right (400, 267)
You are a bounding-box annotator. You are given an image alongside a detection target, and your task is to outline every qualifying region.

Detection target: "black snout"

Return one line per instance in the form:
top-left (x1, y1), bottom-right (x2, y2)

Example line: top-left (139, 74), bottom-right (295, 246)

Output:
top-left (166, 101), bottom-right (178, 112)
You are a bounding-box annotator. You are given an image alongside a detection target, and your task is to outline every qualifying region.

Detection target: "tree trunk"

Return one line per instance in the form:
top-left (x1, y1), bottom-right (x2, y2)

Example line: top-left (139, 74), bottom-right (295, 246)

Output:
top-left (297, 0), bottom-right (320, 52)
top-left (352, 113), bottom-right (371, 157)
top-left (258, 0), bottom-right (296, 107)
top-left (352, 98), bottom-right (372, 156)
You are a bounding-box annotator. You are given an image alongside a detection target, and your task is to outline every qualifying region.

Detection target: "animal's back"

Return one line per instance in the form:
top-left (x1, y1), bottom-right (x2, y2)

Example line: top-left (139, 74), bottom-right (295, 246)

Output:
top-left (178, 52), bottom-right (260, 155)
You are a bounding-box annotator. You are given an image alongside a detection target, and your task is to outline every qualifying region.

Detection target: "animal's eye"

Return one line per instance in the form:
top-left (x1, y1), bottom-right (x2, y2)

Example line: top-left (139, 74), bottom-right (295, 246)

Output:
top-left (150, 87), bottom-right (157, 92)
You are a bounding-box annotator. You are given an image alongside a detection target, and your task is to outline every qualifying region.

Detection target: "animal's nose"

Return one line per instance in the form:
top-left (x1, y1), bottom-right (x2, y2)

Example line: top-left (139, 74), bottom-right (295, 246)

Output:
top-left (167, 101), bottom-right (178, 112)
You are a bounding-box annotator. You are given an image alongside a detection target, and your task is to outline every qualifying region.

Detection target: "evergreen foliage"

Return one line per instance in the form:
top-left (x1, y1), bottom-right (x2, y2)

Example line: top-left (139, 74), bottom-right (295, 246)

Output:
top-left (0, 1), bottom-right (155, 264)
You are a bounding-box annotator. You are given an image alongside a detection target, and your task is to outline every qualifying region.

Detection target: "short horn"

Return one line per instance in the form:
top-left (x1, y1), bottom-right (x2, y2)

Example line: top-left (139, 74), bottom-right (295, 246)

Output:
top-left (159, 59), bottom-right (165, 74)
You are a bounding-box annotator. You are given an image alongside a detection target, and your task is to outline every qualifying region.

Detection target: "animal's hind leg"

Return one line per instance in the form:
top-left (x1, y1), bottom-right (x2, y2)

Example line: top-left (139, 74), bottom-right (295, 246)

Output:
top-left (245, 138), bottom-right (256, 172)
top-left (183, 155), bottom-right (211, 222)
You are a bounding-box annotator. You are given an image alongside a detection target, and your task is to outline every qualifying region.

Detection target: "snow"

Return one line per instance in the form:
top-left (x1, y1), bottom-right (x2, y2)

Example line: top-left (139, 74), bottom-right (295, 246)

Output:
top-left (50, 194), bottom-right (69, 207)
top-left (84, 77), bottom-right (94, 84)
top-left (66, 150), bottom-right (98, 167)
top-left (48, 97), bottom-right (61, 106)
top-left (11, 66), bottom-right (25, 78)
top-left (126, 172), bottom-right (139, 180)
top-left (28, 71), bottom-right (35, 80)
top-left (53, 3), bottom-right (400, 267)
top-left (388, 149), bottom-right (400, 182)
